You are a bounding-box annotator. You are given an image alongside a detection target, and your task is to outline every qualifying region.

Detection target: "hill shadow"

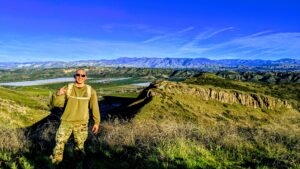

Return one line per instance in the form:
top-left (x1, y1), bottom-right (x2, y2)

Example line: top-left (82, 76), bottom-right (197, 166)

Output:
top-left (100, 95), bottom-right (151, 120)
top-left (99, 96), bottom-right (138, 120)
top-left (24, 107), bottom-right (64, 155)
top-left (101, 84), bottom-right (154, 120)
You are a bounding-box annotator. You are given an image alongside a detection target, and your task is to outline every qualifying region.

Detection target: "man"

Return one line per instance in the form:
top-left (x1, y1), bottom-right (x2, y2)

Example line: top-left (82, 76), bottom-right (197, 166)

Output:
top-left (50, 69), bottom-right (100, 164)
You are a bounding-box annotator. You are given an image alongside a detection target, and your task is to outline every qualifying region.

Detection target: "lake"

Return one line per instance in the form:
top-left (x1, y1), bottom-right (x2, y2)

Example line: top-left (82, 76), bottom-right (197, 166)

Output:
top-left (0, 77), bottom-right (132, 86)
top-left (130, 82), bottom-right (151, 87)
top-left (92, 77), bottom-right (131, 83)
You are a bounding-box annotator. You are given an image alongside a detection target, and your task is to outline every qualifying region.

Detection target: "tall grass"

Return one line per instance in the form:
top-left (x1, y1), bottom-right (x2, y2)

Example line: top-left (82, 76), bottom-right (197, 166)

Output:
top-left (0, 128), bottom-right (28, 153)
top-left (96, 119), bottom-right (300, 169)
top-left (0, 128), bottom-right (33, 169)
top-left (0, 111), bottom-right (299, 168)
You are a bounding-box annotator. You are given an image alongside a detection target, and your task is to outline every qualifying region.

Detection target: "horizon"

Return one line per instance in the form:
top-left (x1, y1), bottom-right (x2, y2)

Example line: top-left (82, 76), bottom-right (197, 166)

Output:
top-left (0, 57), bottom-right (298, 64)
top-left (0, 0), bottom-right (300, 62)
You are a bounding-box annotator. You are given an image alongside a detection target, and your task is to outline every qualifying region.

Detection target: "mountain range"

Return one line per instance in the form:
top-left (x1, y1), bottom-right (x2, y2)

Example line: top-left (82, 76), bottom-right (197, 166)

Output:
top-left (1, 57), bottom-right (300, 71)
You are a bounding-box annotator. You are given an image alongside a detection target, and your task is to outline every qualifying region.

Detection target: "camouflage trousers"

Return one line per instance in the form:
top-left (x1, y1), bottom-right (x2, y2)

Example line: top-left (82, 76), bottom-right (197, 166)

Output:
top-left (51, 121), bottom-right (88, 163)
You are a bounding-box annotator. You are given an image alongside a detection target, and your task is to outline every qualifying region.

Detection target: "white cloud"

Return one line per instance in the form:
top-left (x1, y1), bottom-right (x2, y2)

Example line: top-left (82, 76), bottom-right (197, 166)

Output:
top-left (142, 26), bottom-right (194, 44)
top-left (247, 30), bottom-right (273, 37)
top-left (180, 31), bottom-right (300, 59)
top-left (100, 23), bottom-right (164, 34)
top-left (1, 29), bottom-right (300, 62)
top-left (180, 27), bottom-right (234, 51)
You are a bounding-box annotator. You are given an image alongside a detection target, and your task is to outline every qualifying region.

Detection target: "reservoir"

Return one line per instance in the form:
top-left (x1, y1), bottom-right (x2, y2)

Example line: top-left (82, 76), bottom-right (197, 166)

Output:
top-left (0, 77), bottom-right (131, 86)
top-left (130, 82), bottom-right (151, 87)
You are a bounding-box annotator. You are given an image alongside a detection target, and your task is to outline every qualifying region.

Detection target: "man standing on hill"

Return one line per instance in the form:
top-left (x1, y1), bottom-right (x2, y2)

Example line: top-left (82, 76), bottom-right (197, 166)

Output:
top-left (50, 69), bottom-right (100, 165)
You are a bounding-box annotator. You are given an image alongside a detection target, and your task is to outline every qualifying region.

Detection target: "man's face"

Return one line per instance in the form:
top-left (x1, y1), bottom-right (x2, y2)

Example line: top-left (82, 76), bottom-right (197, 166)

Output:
top-left (74, 70), bottom-right (87, 84)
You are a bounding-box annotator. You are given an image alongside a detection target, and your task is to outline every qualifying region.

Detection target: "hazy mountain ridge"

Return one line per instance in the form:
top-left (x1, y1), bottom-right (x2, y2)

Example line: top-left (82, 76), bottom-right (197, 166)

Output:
top-left (1, 57), bottom-right (300, 70)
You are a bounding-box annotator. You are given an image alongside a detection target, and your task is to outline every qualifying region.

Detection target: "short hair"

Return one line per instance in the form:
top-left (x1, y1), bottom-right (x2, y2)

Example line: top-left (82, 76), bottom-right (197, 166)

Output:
top-left (75, 68), bottom-right (87, 75)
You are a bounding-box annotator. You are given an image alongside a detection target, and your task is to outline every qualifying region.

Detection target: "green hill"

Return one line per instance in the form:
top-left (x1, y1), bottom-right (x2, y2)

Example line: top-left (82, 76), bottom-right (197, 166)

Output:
top-left (0, 73), bottom-right (299, 168)
top-left (0, 86), bottom-right (49, 128)
top-left (185, 73), bottom-right (300, 109)
top-left (111, 75), bottom-right (300, 168)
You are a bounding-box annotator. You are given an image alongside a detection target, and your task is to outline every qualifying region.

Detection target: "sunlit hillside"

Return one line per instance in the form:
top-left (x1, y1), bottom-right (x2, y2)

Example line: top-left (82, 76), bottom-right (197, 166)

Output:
top-left (0, 70), bottom-right (299, 168)
top-left (114, 77), bottom-right (300, 168)
top-left (0, 86), bottom-right (49, 127)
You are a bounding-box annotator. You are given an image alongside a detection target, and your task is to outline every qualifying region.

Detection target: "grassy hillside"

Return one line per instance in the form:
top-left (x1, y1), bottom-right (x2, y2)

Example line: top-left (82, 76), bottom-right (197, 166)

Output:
top-left (99, 75), bottom-right (300, 168)
top-left (119, 80), bottom-right (300, 168)
top-left (0, 72), bottom-right (299, 168)
top-left (0, 86), bottom-right (49, 128)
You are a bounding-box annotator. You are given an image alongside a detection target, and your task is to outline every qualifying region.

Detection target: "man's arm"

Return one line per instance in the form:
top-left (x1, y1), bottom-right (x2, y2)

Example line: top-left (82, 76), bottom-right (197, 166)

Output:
top-left (51, 86), bottom-right (67, 108)
top-left (90, 89), bottom-right (101, 133)
top-left (57, 86), bottom-right (67, 95)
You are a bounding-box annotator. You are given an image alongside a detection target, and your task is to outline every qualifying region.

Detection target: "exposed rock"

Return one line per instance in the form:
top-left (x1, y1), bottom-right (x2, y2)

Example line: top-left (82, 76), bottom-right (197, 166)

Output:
top-left (148, 81), bottom-right (292, 110)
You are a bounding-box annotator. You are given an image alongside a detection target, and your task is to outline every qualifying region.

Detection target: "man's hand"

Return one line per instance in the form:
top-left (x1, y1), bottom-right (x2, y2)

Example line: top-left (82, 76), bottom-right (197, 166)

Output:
top-left (57, 87), bottom-right (66, 95)
top-left (92, 124), bottom-right (100, 134)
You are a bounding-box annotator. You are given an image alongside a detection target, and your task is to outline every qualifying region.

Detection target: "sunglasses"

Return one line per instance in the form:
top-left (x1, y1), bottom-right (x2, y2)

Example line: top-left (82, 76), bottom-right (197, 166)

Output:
top-left (75, 74), bottom-right (86, 77)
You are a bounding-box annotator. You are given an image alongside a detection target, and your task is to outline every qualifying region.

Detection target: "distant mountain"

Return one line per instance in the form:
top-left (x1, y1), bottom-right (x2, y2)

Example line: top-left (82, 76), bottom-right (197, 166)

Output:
top-left (1, 57), bottom-right (300, 71)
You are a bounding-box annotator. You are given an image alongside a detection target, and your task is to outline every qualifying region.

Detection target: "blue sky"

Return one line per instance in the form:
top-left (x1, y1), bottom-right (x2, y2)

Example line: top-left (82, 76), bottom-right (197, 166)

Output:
top-left (0, 0), bottom-right (299, 62)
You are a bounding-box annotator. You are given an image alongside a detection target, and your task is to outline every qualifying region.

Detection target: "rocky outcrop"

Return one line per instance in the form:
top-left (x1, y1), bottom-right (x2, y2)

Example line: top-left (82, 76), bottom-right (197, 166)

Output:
top-left (147, 81), bottom-right (292, 110)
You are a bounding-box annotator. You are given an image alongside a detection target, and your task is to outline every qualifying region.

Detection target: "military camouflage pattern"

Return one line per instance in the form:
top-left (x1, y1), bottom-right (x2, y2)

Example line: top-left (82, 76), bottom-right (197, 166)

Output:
top-left (51, 121), bottom-right (88, 163)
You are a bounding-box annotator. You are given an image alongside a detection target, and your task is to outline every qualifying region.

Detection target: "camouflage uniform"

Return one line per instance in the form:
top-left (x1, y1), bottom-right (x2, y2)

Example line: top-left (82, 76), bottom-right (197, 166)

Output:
top-left (51, 121), bottom-right (88, 163)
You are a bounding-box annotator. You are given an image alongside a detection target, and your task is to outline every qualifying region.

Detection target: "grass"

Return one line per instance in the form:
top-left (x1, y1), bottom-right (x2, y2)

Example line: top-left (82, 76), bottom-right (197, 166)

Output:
top-left (0, 127), bottom-right (33, 169)
top-left (126, 80), bottom-right (300, 168)
top-left (0, 87), bottom-right (49, 128)
top-left (97, 116), bottom-right (300, 169)
top-left (1, 118), bottom-right (299, 168)
top-left (0, 98), bottom-right (48, 127)
top-left (0, 87), bottom-right (47, 109)
top-left (0, 70), bottom-right (299, 168)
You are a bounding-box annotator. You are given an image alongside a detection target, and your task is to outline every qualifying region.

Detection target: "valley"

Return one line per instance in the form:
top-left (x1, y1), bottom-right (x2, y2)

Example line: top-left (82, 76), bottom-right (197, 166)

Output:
top-left (0, 67), bottom-right (299, 169)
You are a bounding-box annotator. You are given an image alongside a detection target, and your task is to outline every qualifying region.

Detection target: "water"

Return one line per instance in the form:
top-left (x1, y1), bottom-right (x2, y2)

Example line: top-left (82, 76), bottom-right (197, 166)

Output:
top-left (0, 77), bottom-right (132, 86)
top-left (130, 82), bottom-right (151, 87)
top-left (93, 77), bottom-right (131, 83)
top-left (0, 77), bottom-right (75, 86)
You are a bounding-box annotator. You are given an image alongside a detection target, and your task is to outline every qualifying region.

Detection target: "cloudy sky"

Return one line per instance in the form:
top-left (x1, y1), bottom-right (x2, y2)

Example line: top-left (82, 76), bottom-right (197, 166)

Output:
top-left (0, 0), bottom-right (299, 62)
